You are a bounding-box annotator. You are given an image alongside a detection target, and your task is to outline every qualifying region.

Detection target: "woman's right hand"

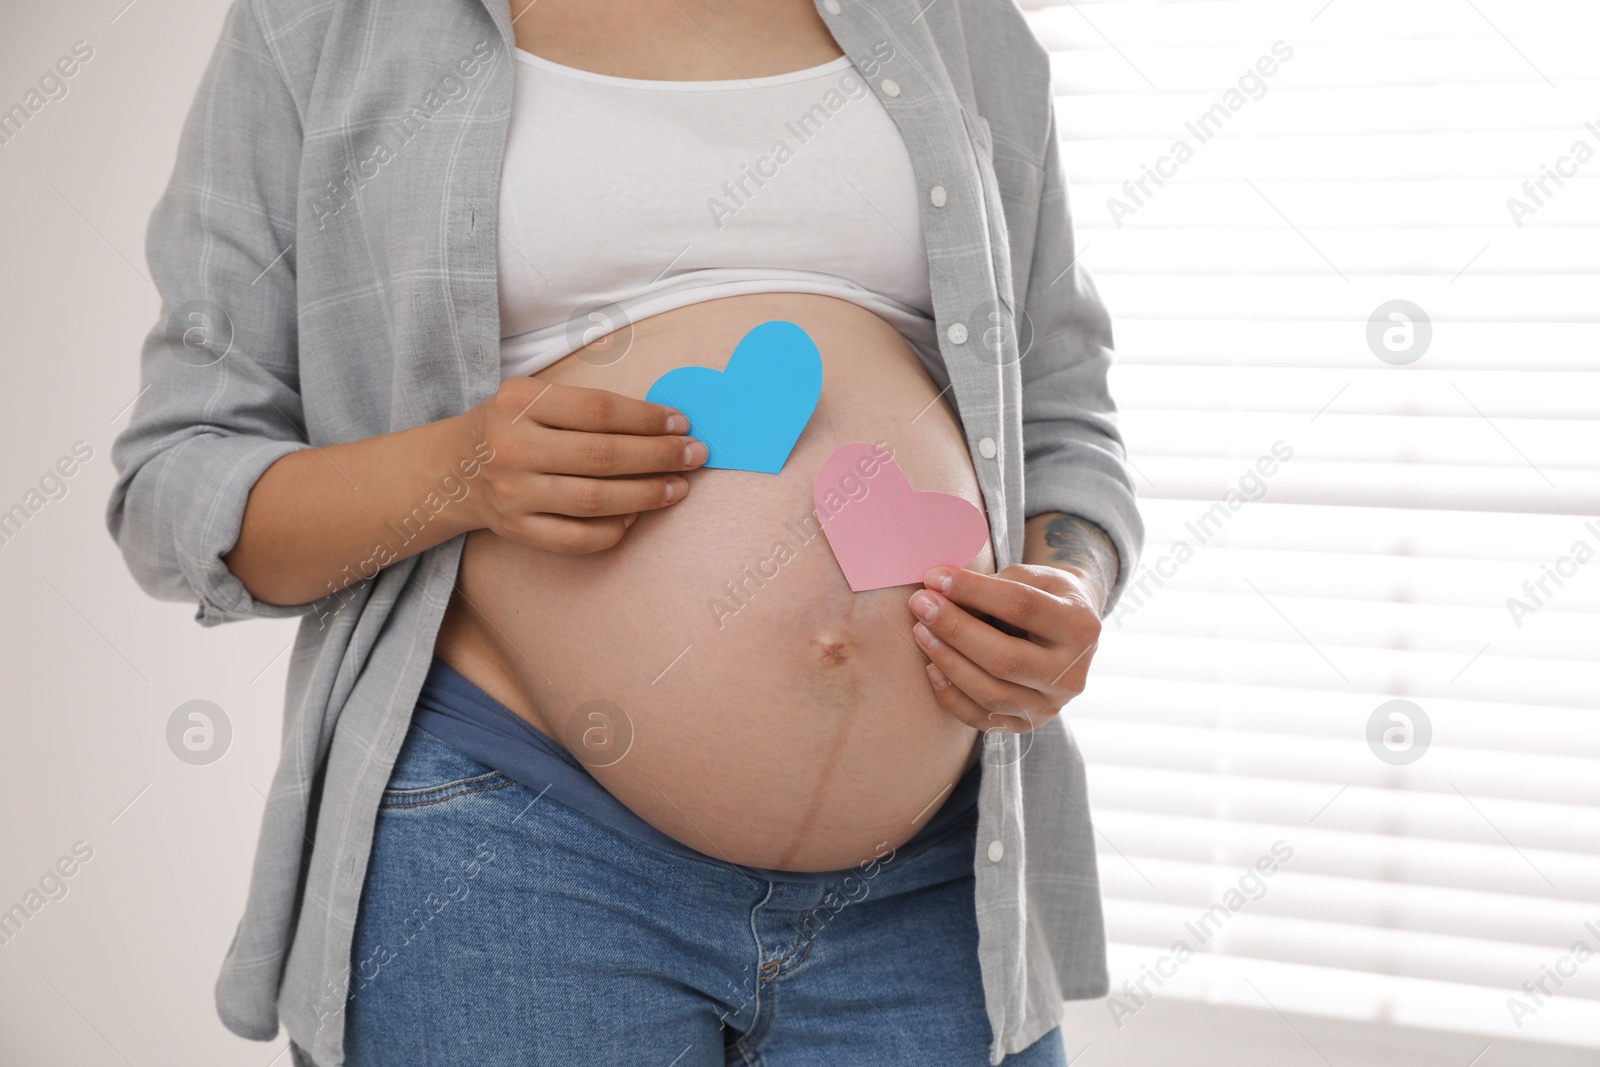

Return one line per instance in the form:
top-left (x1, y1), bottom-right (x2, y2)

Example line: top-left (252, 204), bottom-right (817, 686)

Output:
top-left (457, 377), bottom-right (708, 554)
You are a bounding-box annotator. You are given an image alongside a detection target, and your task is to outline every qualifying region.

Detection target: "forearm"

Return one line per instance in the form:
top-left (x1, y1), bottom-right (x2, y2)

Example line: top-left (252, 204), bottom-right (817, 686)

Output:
top-left (1023, 511), bottom-right (1120, 618)
top-left (224, 414), bottom-right (489, 607)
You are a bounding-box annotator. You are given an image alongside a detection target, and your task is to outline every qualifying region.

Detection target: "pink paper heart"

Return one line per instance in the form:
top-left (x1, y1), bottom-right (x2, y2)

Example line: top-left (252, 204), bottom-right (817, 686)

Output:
top-left (814, 443), bottom-right (989, 592)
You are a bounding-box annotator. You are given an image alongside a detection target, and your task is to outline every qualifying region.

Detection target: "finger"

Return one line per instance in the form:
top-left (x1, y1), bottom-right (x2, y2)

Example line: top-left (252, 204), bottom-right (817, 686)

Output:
top-left (923, 649), bottom-right (1043, 734)
top-left (534, 427), bottom-right (708, 477)
top-left (924, 662), bottom-right (996, 733)
top-left (499, 512), bottom-right (632, 555)
top-left (913, 621), bottom-right (1052, 731)
top-left (908, 588), bottom-right (1054, 689)
top-left (527, 382), bottom-right (689, 436)
top-left (499, 382), bottom-right (688, 435)
top-left (534, 473), bottom-right (689, 518)
top-left (924, 566), bottom-right (1092, 647)
top-left (1042, 639), bottom-right (1099, 695)
top-left (925, 663), bottom-right (1037, 739)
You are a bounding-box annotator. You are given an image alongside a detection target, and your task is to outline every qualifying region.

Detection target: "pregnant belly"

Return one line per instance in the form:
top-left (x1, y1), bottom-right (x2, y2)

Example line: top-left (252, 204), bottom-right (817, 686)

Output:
top-left (434, 292), bottom-right (995, 872)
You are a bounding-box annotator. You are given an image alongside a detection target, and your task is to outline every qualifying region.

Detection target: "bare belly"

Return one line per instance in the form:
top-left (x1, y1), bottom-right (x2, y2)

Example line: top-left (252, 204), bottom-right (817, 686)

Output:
top-left (434, 292), bottom-right (994, 871)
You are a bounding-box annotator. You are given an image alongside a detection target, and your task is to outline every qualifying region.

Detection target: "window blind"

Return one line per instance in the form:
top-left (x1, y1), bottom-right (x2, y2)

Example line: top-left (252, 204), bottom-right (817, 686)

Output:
top-left (1019, 0), bottom-right (1600, 1047)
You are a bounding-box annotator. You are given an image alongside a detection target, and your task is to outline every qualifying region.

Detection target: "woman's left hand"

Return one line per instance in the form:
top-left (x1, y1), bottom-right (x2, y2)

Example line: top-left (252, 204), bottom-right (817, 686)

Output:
top-left (908, 563), bottom-right (1103, 735)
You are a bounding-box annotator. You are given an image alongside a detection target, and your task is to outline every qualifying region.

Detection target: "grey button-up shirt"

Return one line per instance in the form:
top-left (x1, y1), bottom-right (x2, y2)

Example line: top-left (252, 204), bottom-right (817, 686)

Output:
top-left (105, 0), bottom-right (1143, 1062)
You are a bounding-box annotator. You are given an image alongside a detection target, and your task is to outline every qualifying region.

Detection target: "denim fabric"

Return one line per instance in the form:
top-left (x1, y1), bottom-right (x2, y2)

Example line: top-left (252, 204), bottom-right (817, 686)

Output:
top-left (334, 723), bottom-right (1068, 1066)
top-left (411, 655), bottom-right (983, 884)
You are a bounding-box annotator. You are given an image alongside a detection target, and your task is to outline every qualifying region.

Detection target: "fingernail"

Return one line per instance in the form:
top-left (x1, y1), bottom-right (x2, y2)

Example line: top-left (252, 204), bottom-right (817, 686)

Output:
top-left (684, 440), bottom-right (707, 466)
top-left (926, 663), bottom-right (950, 689)
top-left (913, 622), bottom-right (941, 650)
top-left (909, 591), bottom-right (938, 622)
top-left (666, 413), bottom-right (688, 434)
top-left (664, 477), bottom-right (688, 502)
top-left (926, 568), bottom-right (953, 593)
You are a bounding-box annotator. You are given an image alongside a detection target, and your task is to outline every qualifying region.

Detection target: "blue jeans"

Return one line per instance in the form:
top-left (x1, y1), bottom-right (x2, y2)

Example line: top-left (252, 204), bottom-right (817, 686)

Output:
top-left (334, 722), bottom-right (1068, 1066)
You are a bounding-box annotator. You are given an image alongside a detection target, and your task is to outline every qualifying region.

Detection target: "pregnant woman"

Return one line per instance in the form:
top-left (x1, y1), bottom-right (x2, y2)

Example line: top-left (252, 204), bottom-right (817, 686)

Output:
top-left (107, 0), bottom-right (1142, 1064)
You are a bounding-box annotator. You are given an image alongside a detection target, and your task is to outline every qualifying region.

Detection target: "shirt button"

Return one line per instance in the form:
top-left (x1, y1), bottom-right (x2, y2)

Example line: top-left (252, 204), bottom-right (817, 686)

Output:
top-left (947, 322), bottom-right (968, 344)
top-left (823, 0), bottom-right (841, 12)
top-left (880, 78), bottom-right (901, 98)
top-left (978, 437), bottom-right (997, 459)
top-left (987, 839), bottom-right (1004, 862)
top-left (930, 185), bottom-right (947, 207)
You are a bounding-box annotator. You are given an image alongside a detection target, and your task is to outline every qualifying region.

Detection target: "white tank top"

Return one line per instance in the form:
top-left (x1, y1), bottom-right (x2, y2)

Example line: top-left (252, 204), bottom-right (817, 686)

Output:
top-left (496, 47), bottom-right (937, 379)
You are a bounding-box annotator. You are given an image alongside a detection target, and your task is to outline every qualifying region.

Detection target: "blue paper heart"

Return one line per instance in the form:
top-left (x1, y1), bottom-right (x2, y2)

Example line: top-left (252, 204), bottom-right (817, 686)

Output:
top-left (645, 320), bottom-right (822, 474)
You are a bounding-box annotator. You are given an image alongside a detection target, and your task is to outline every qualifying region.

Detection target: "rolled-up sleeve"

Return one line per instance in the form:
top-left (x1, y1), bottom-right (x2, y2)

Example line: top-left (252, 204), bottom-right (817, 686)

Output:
top-left (1020, 97), bottom-right (1144, 614)
top-left (105, 0), bottom-right (319, 627)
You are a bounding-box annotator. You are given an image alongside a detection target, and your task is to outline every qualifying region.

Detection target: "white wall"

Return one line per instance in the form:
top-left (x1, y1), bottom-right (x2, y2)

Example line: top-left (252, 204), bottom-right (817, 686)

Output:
top-left (0, 3), bottom-right (304, 1063)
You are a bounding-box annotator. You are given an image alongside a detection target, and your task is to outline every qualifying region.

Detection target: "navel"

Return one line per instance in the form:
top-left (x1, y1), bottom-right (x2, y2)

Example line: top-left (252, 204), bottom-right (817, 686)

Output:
top-left (811, 631), bottom-right (854, 667)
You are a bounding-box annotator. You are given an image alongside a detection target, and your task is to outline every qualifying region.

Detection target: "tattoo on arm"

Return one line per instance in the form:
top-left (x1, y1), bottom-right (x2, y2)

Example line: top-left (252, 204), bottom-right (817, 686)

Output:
top-left (1041, 513), bottom-right (1120, 613)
